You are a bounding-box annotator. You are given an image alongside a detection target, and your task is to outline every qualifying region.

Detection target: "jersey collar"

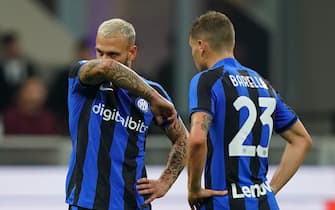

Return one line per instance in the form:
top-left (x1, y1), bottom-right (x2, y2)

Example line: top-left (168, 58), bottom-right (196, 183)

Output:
top-left (210, 57), bottom-right (240, 70)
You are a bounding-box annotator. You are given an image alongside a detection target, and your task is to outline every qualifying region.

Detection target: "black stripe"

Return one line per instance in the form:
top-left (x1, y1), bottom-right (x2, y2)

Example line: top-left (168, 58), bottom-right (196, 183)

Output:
top-left (150, 82), bottom-right (170, 101)
top-left (196, 67), bottom-right (223, 115)
top-left (195, 67), bottom-right (222, 210)
top-left (259, 83), bottom-right (277, 210)
top-left (93, 92), bottom-right (118, 209)
top-left (204, 134), bottom-right (214, 210)
top-left (66, 98), bottom-right (93, 205)
top-left (259, 196), bottom-right (271, 210)
top-left (240, 71), bottom-right (270, 210)
top-left (237, 71), bottom-right (262, 185)
top-left (141, 167), bottom-right (152, 210)
top-left (123, 94), bottom-right (145, 210)
top-left (222, 73), bottom-right (246, 210)
top-left (266, 85), bottom-right (276, 177)
top-left (69, 62), bottom-right (82, 78)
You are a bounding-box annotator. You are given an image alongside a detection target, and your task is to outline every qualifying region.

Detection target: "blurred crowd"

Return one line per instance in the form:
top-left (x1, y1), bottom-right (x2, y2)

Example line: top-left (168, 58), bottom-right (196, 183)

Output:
top-left (0, 31), bottom-right (92, 136)
top-left (0, 2), bottom-right (270, 136)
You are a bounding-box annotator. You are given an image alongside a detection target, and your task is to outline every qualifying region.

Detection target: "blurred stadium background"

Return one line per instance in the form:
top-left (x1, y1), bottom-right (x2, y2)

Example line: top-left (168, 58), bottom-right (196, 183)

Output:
top-left (0, 0), bottom-right (334, 209)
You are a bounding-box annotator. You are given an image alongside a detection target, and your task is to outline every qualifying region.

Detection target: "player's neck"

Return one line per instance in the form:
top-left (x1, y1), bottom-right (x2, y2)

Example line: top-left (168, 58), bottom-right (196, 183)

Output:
top-left (207, 51), bottom-right (234, 69)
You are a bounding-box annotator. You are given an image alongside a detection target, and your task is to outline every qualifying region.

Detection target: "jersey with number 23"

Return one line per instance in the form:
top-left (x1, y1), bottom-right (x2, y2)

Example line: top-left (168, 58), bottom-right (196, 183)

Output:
top-left (189, 58), bottom-right (297, 210)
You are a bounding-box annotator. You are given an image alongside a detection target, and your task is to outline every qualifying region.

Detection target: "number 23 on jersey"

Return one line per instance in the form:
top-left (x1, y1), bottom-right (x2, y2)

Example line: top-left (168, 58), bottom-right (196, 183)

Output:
top-left (229, 96), bottom-right (276, 158)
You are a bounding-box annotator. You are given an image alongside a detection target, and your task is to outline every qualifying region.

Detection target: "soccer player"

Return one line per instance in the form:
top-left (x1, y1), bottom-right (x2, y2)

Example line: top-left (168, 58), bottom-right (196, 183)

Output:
top-left (66, 19), bottom-right (188, 210)
top-left (187, 11), bottom-right (312, 210)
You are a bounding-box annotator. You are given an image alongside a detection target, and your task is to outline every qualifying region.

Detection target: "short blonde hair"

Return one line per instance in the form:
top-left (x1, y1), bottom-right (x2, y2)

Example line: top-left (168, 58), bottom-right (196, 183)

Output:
top-left (97, 18), bottom-right (136, 45)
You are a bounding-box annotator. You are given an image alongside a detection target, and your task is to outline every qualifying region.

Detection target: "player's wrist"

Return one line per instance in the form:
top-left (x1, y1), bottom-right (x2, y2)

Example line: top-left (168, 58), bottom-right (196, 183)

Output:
top-left (269, 183), bottom-right (278, 195)
top-left (188, 181), bottom-right (201, 193)
top-left (159, 173), bottom-right (175, 187)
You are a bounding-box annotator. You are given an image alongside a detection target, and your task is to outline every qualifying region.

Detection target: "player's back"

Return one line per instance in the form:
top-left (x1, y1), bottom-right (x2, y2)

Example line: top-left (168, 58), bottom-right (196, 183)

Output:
top-left (190, 58), bottom-right (287, 210)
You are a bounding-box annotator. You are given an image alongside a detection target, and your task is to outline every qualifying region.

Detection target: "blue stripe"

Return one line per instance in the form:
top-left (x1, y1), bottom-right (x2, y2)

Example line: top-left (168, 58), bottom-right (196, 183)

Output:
top-left (66, 79), bottom-right (81, 194)
top-left (267, 193), bottom-right (279, 210)
top-left (70, 205), bottom-right (78, 210)
top-left (255, 75), bottom-right (272, 182)
top-left (244, 199), bottom-right (253, 210)
top-left (135, 110), bottom-right (153, 205)
top-left (231, 70), bottom-right (253, 188)
top-left (78, 98), bottom-right (103, 207)
top-left (109, 122), bottom-right (128, 209)
top-left (213, 195), bottom-right (230, 210)
top-left (66, 77), bottom-right (87, 202)
top-left (188, 72), bottom-right (202, 117)
top-left (209, 80), bottom-right (227, 190)
top-left (108, 89), bottom-right (130, 209)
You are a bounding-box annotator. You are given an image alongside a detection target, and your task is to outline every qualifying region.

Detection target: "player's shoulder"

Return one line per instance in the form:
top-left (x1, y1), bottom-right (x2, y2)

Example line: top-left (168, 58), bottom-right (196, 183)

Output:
top-left (240, 65), bottom-right (261, 76)
top-left (143, 77), bottom-right (165, 90)
top-left (191, 67), bottom-right (223, 86)
top-left (142, 77), bottom-right (171, 100)
top-left (68, 60), bottom-right (88, 78)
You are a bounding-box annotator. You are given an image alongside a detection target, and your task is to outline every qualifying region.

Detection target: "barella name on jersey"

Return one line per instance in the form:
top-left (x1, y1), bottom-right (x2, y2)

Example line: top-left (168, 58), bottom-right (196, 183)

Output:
top-left (229, 74), bottom-right (268, 89)
top-left (231, 181), bottom-right (272, 199)
top-left (92, 103), bottom-right (149, 133)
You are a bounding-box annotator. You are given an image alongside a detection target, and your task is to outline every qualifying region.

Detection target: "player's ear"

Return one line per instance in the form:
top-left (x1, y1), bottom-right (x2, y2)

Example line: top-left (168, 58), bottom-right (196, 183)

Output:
top-left (129, 45), bottom-right (137, 60)
top-left (198, 40), bottom-right (206, 55)
top-left (197, 40), bottom-right (203, 48)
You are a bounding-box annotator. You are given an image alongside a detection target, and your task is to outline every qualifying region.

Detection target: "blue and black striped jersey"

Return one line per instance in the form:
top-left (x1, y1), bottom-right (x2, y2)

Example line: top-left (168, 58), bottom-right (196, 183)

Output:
top-left (66, 60), bottom-right (172, 210)
top-left (189, 58), bottom-right (297, 210)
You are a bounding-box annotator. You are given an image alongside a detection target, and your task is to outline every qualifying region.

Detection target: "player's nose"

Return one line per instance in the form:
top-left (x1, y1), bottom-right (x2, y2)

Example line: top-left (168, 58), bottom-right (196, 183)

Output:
top-left (101, 54), bottom-right (110, 60)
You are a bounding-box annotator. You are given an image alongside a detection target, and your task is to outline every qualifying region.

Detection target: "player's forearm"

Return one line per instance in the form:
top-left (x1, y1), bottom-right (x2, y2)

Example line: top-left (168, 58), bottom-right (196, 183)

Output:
top-left (80, 59), bottom-right (158, 101)
top-left (187, 137), bottom-right (207, 192)
top-left (270, 140), bottom-right (311, 194)
top-left (160, 120), bottom-right (188, 186)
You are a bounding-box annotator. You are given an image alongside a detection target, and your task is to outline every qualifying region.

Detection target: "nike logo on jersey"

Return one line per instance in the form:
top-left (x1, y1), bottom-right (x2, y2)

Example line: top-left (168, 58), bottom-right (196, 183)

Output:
top-left (99, 82), bottom-right (114, 91)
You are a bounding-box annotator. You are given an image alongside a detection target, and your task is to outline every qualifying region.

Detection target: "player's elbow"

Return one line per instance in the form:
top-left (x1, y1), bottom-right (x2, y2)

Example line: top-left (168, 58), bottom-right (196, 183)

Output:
top-left (99, 59), bottom-right (116, 72)
top-left (88, 59), bottom-right (117, 76)
top-left (188, 134), bottom-right (207, 147)
top-left (295, 134), bottom-right (313, 153)
top-left (79, 60), bottom-right (109, 84)
top-left (303, 135), bottom-right (313, 152)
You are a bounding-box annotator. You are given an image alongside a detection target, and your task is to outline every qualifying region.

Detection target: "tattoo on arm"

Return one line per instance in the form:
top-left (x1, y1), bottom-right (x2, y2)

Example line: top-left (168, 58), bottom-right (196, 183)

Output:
top-left (190, 113), bottom-right (212, 132)
top-left (106, 60), bottom-right (155, 100)
top-left (201, 114), bottom-right (212, 131)
top-left (80, 59), bottom-right (156, 100)
top-left (80, 60), bottom-right (102, 84)
top-left (160, 118), bottom-right (188, 184)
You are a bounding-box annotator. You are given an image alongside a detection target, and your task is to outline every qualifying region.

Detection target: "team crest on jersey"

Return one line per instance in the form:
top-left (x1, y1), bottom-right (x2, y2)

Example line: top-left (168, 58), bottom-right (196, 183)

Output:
top-left (135, 98), bottom-right (149, 113)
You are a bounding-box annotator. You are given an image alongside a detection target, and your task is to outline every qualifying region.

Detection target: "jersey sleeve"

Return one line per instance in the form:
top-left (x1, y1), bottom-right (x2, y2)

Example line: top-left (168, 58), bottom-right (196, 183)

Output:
top-left (273, 92), bottom-right (298, 133)
top-left (150, 83), bottom-right (172, 103)
top-left (68, 60), bottom-right (99, 96)
top-left (147, 80), bottom-right (174, 128)
top-left (189, 72), bottom-right (215, 120)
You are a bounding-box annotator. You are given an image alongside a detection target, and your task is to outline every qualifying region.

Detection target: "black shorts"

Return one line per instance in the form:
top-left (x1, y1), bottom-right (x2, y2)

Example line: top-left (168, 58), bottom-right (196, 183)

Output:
top-left (68, 205), bottom-right (91, 210)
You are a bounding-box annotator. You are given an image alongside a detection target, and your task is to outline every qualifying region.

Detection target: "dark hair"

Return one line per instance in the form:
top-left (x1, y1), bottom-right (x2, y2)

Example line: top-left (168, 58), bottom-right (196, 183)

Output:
top-left (190, 11), bottom-right (235, 52)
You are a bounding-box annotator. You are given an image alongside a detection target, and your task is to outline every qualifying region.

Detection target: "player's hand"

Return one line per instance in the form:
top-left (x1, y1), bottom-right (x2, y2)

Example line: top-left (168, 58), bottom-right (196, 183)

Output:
top-left (150, 95), bottom-right (177, 128)
top-left (188, 188), bottom-right (227, 210)
top-left (136, 177), bottom-right (171, 204)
